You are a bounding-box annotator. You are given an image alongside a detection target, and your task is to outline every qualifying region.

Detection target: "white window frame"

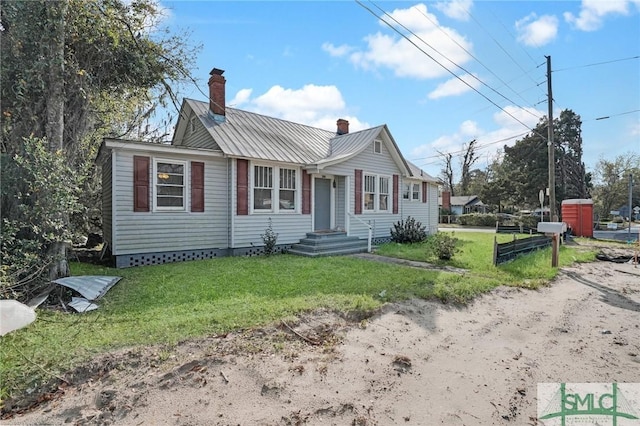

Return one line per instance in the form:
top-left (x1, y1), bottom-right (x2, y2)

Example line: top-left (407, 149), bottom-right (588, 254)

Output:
top-left (278, 167), bottom-right (297, 212)
top-left (412, 182), bottom-right (421, 202)
top-left (252, 164), bottom-right (274, 212)
top-left (250, 162), bottom-right (300, 214)
top-left (373, 140), bottom-right (382, 154)
top-left (379, 176), bottom-right (390, 212)
top-left (362, 173), bottom-right (391, 213)
top-left (153, 158), bottom-right (187, 212)
top-left (363, 174), bottom-right (376, 211)
top-left (402, 183), bottom-right (410, 200)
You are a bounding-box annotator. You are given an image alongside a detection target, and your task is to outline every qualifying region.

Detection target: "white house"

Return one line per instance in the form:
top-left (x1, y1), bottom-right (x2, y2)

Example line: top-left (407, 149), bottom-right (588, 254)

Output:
top-left (98, 68), bottom-right (440, 267)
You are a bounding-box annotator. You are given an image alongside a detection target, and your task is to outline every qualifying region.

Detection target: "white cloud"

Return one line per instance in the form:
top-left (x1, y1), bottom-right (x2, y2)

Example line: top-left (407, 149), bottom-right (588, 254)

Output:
top-left (515, 13), bottom-right (559, 47)
top-left (459, 119), bottom-right (480, 137)
top-left (428, 73), bottom-right (480, 99)
top-left (321, 42), bottom-right (353, 57)
top-left (229, 84), bottom-right (369, 132)
top-left (492, 105), bottom-right (542, 130)
top-left (229, 88), bottom-right (253, 107)
top-left (333, 3), bottom-right (473, 80)
top-left (434, 0), bottom-right (473, 21)
top-left (564, 0), bottom-right (635, 31)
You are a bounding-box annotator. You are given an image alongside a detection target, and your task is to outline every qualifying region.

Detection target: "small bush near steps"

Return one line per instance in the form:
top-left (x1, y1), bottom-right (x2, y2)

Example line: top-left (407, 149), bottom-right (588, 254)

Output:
top-left (390, 216), bottom-right (427, 244)
top-left (261, 218), bottom-right (278, 255)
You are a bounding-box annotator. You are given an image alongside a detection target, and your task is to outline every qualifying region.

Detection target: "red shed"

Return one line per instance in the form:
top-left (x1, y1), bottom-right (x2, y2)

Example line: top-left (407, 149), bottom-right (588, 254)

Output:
top-left (561, 199), bottom-right (594, 237)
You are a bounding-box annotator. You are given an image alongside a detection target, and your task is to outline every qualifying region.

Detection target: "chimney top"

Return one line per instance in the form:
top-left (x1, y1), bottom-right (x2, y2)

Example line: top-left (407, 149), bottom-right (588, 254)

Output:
top-left (208, 67), bottom-right (226, 121)
top-left (336, 118), bottom-right (349, 135)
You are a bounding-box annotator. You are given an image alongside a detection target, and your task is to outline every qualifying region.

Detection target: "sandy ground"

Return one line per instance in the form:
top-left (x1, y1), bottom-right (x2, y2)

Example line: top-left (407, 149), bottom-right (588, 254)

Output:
top-left (3, 246), bottom-right (640, 425)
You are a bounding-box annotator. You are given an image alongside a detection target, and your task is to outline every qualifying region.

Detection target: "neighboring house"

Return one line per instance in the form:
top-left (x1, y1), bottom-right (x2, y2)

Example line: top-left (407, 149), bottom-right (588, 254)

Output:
top-left (438, 195), bottom-right (487, 215)
top-left (98, 68), bottom-right (440, 268)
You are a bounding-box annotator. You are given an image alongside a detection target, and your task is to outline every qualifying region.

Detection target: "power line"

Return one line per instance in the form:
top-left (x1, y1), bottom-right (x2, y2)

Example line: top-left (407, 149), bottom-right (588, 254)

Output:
top-left (356, 0), bottom-right (544, 137)
top-left (410, 4), bottom-right (541, 118)
top-left (589, 109), bottom-right (640, 121)
top-left (554, 55), bottom-right (640, 72)
top-left (464, 5), bottom-right (547, 100)
top-left (411, 130), bottom-right (529, 162)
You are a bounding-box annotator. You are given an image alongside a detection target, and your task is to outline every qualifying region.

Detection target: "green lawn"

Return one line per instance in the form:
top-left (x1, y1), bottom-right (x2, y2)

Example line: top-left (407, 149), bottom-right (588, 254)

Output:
top-left (0, 232), bottom-right (596, 403)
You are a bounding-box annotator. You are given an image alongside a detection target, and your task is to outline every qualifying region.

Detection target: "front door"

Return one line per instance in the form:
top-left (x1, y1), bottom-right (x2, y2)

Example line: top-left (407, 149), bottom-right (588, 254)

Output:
top-left (314, 178), bottom-right (331, 231)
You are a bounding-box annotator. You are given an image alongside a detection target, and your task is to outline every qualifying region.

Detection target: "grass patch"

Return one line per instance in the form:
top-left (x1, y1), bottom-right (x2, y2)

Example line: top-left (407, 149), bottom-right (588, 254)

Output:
top-left (0, 234), bottom-right (597, 402)
top-left (376, 232), bottom-right (596, 289)
top-left (1, 255), bottom-right (439, 401)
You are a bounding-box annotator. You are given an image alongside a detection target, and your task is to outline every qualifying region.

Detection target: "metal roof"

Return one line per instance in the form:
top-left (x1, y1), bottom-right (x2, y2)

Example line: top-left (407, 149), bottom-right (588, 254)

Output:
top-left (187, 99), bottom-right (335, 164)
top-left (407, 161), bottom-right (440, 183)
top-left (438, 195), bottom-right (482, 206)
top-left (313, 126), bottom-right (386, 166)
top-left (183, 99), bottom-right (423, 179)
top-left (53, 276), bottom-right (122, 300)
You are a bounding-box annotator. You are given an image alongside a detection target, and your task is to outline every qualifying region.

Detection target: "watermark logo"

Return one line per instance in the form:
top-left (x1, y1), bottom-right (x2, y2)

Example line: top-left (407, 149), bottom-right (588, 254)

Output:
top-left (538, 383), bottom-right (640, 425)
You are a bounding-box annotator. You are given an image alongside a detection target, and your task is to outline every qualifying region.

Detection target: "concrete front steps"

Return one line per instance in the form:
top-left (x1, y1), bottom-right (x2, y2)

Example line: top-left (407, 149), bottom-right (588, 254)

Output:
top-left (288, 231), bottom-right (369, 257)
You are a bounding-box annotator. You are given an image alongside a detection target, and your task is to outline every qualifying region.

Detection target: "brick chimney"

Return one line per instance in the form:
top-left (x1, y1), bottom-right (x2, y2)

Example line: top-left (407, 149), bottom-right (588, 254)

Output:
top-left (442, 190), bottom-right (451, 211)
top-left (208, 68), bottom-right (226, 120)
top-left (336, 118), bottom-right (349, 135)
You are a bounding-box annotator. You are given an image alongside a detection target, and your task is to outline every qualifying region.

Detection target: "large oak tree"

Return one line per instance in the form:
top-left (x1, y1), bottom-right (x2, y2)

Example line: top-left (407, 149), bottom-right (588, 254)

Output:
top-left (1, 0), bottom-right (199, 300)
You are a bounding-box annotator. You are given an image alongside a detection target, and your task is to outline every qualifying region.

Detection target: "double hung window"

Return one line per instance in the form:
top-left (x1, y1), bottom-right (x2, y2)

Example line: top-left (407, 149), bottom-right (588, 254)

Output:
top-left (253, 165), bottom-right (298, 213)
top-left (155, 160), bottom-right (186, 210)
top-left (363, 173), bottom-right (391, 212)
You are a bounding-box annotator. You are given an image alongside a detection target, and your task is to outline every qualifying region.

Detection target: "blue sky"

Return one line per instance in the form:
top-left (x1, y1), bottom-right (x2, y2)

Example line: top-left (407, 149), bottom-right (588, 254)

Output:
top-left (160, 0), bottom-right (639, 181)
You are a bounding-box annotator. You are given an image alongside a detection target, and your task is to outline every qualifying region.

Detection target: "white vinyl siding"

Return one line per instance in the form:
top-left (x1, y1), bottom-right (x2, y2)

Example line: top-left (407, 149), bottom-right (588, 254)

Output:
top-left (321, 133), bottom-right (403, 240)
top-left (401, 178), bottom-right (438, 236)
top-left (179, 110), bottom-right (222, 150)
top-left (111, 151), bottom-right (228, 255)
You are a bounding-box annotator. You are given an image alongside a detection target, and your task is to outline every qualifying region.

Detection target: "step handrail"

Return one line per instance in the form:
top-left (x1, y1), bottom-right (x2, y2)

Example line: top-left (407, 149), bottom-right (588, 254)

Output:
top-left (347, 212), bottom-right (372, 253)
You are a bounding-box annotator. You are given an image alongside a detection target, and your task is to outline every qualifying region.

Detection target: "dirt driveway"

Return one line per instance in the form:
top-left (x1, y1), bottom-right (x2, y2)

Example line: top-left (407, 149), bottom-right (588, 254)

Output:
top-left (3, 247), bottom-right (640, 425)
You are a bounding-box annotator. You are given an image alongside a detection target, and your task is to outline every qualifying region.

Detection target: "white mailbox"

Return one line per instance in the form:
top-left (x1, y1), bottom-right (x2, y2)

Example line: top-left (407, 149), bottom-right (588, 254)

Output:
top-left (537, 221), bottom-right (566, 234)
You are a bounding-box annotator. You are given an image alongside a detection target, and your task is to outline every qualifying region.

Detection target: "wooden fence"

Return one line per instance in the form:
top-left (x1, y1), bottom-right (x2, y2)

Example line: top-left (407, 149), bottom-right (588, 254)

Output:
top-left (495, 223), bottom-right (536, 234)
top-left (493, 234), bottom-right (552, 266)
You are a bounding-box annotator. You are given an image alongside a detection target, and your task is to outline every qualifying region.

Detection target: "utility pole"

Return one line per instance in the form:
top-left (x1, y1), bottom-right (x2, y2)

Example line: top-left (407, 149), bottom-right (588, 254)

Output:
top-left (546, 56), bottom-right (556, 221)
top-left (629, 173), bottom-right (633, 241)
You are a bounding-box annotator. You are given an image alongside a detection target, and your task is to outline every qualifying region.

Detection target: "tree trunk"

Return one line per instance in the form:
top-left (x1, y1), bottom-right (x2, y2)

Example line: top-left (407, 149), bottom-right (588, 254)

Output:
top-left (45, 0), bottom-right (67, 152)
top-left (45, 1), bottom-right (71, 281)
top-left (47, 241), bottom-right (70, 281)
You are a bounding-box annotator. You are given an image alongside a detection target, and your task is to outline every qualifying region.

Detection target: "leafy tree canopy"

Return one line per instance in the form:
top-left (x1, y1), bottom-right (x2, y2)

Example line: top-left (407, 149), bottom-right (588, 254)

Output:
top-left (1, 0), bottom-right (200, 300)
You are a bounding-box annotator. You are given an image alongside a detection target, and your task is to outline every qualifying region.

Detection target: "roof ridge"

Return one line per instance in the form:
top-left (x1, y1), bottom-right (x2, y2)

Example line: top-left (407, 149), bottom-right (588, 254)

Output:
top-left (185, 98), bottom-right (338, 136)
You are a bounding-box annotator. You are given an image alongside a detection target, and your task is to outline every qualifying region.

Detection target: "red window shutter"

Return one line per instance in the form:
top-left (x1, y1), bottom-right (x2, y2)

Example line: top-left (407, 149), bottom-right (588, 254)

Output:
top-left (133, 155), bottom-right (149, 212)
top-left (422, 182), bottom-right (428, 203)
top-left (191, 161), bottom-right (205, 212)
top-left (354, 169), bottom-right (362, 215)
top-left (302, 170), bottom-right (311, 214)
top-left (236, 159), bottom-right (249, 215)
top-left (393, 174), bottom-right (399, 214)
